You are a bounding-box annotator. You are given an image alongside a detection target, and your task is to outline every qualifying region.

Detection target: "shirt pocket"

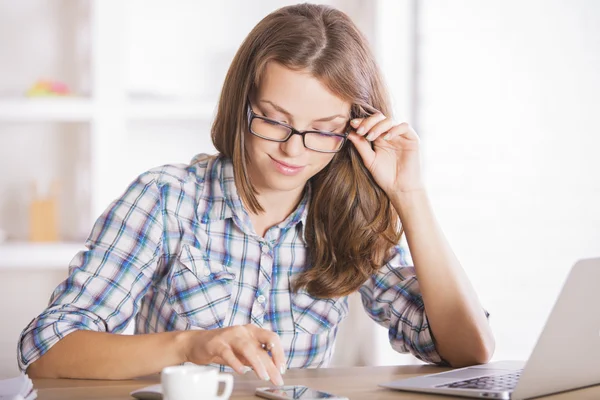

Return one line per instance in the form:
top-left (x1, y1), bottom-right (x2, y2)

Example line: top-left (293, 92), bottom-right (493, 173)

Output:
top-left (168, 244), bottom-right (236, 329)
top-left (289, 288), bottom-right (349, 334)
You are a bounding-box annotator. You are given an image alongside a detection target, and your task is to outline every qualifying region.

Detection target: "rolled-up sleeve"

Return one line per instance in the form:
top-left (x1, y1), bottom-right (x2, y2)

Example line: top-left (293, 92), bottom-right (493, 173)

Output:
top-left (17, 171), bottom-right (165, 372)
top-left (359, 245), bottom-right (445, 365)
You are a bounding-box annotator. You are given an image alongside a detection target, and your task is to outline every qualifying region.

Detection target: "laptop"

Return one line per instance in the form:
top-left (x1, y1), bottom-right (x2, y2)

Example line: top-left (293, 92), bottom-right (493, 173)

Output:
top-left (380, 257), bottom-right (600, 399)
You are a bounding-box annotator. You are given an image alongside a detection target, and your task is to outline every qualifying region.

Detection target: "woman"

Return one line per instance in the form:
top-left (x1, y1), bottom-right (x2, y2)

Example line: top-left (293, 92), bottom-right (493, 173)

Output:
top-left (18, 3), bottom-right (494, 386)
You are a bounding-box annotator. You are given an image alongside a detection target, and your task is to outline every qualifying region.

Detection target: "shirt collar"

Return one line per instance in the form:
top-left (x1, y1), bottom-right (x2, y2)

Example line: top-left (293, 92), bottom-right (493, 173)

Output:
top-left (193, 153), bottom-right (235, 223)
top-left (294, 184), bottom-right (310, 244)
top-left (194, 154), bottom-right (310, 243)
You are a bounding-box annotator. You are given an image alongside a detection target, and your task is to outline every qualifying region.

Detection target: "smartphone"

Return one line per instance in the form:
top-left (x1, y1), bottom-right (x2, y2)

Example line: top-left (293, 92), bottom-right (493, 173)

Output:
top-left (255, 385), bottom-right (349, 400)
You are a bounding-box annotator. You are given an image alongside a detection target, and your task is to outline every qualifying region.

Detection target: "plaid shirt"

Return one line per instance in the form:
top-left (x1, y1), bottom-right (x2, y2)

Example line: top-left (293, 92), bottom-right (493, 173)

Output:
top-left (18, 154), bottom-right (443, 372)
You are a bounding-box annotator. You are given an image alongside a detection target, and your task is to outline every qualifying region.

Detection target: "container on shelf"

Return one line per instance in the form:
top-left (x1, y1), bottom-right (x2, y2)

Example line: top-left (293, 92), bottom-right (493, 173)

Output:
top-left (29, 180), bottom-right (60, 242)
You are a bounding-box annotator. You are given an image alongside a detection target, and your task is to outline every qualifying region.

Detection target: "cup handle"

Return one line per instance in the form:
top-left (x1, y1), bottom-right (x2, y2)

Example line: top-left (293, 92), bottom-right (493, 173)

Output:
top-left (216, 374), bottom-right (234, 400)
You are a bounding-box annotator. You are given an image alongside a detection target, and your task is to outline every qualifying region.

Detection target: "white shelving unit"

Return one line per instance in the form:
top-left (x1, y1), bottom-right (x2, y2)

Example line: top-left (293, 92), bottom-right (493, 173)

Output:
top-left (0, 242), bottom-right (85, 270)
top-left (0, 1), bottom-right (218, 269)
top-left (0, 98), bottom-right (215, 122)
top-left (0, 98), bottom-right (94, 122)
top-left (0, 0), bottom-right (375, 270)
top-left (125, 100), bottom-right (216, 120)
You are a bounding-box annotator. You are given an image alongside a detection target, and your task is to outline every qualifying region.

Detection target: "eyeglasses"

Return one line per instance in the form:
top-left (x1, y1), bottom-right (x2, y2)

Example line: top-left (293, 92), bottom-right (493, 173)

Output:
top-left (247, 106), bottom-right (349, 153)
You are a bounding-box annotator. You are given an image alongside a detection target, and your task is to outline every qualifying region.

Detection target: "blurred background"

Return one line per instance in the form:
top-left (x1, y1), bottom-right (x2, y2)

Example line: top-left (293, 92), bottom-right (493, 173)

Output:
top-left (0, 0), bottom-right (598, 378)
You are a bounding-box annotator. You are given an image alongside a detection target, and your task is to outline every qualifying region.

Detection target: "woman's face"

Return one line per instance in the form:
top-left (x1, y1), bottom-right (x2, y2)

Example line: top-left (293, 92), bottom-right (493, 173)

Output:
top-left (246, 62), bottom-right (351, 196)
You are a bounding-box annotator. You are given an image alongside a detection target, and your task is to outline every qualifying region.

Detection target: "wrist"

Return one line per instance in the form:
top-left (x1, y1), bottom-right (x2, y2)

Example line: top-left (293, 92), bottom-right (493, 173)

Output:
top-left (173, 330), bottom-right (196, 364)
top-left (390, 188), bottom-right (429, 216)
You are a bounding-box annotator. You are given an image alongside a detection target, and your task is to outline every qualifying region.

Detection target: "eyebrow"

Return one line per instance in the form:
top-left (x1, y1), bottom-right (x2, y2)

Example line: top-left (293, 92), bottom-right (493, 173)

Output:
top-left (259, 99), bottom-right (348, 122)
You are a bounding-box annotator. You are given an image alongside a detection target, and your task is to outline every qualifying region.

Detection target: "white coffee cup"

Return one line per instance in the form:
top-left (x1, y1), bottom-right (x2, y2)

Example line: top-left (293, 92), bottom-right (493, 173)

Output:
top-left (161, 365), bottom-right (234, 400)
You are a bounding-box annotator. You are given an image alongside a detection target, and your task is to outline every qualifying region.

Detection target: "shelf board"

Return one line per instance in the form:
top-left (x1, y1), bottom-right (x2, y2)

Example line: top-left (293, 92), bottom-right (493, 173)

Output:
top-left (126, 100), bottom-right (216, 120)
top-left (0, 98), bottom-right (93, 122)
top-left (0, 98), bottom-right (216, 122)
top-left (0, 242), bottom-right (85, 270)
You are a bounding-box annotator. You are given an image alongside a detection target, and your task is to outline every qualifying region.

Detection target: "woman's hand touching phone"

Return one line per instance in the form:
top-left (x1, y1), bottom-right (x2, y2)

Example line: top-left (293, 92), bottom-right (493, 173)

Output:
top-left (183, 324), bottom-right (286, 386)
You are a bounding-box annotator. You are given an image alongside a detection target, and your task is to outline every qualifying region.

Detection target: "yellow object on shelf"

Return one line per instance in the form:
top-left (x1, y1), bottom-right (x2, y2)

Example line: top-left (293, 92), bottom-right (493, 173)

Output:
top-left (29, 181), bottom-right (59, 242)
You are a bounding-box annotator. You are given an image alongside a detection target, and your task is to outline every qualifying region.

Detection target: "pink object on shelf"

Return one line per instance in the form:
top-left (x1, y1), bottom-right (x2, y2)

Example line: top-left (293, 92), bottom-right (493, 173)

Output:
top-left (26, 79), bottom-right (71, 97)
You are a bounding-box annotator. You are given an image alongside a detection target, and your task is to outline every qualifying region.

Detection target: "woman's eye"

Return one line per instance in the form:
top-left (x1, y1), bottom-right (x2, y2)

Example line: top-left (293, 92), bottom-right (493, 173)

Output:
top-left (266, 115), bottom-right (287, 124)
top-left (314, 127), bottom-right (339, 134)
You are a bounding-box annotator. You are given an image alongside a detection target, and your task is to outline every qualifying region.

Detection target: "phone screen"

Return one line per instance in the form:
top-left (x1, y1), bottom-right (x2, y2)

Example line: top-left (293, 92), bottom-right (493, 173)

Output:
top-left (259, 385), bottom-right (338, 399)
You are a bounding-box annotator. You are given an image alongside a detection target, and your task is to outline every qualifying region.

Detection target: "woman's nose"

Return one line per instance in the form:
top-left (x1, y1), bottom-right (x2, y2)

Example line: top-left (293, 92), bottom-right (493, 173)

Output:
top-left (280, 132), bottom-right (305, 157)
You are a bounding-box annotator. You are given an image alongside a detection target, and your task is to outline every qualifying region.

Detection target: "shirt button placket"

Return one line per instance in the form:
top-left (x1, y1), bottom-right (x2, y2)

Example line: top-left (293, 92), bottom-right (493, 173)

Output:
top-left (261, 242), bottom-right (270, 255)
top-left (253, 241), bottom-right (273, 325)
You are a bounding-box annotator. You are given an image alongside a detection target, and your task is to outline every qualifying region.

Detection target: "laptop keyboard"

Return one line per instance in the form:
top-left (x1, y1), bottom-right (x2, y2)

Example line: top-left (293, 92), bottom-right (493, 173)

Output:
top-left (437, 369), bottom-right (523, 391)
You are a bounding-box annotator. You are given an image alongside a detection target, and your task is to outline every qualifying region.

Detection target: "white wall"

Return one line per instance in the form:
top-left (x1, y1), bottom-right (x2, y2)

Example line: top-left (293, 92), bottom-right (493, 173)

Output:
top-left (416, 0), bottom-right (600, 361)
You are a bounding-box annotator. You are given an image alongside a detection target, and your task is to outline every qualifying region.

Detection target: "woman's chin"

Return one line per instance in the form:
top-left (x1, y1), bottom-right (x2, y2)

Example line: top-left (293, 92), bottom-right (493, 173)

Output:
top-left (262, 174), bottom-right (308, 193)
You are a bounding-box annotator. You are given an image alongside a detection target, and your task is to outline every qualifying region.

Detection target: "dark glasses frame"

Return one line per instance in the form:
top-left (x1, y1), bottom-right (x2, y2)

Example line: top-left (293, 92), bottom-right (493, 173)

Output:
top-left (247, 105), bottom-right (350, 153)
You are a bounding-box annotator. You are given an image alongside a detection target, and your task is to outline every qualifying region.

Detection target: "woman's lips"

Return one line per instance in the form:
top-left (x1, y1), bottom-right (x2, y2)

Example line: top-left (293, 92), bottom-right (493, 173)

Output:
top-left (270, 157), bottom-right (305, 176)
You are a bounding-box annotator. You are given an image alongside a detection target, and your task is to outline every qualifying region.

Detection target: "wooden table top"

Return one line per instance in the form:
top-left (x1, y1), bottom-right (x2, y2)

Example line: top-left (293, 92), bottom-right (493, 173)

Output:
top-left (32, 365), bottom-right (600, 399)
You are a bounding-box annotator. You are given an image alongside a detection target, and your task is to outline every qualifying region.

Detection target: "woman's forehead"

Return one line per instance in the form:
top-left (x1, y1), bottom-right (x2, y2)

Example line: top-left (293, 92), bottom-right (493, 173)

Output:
top-left (256, 62), bottom-right (351, 121)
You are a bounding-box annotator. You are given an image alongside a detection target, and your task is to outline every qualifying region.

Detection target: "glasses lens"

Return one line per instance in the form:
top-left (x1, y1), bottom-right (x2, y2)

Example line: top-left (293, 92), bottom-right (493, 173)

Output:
top-left (305, 132), bottom-right (345, 152)
top-left (251, 118), bottom-right (292, 141)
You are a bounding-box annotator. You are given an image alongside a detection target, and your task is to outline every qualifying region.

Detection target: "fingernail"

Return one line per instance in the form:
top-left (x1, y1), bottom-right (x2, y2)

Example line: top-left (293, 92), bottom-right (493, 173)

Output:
top-left (280, 365), bottom-right (286, 375)
top-left (351, 119), bottom-right (360, 126)
top-left (241, 366), bottom-right (252, 374)
top-left (263, 374), bottom-right (270, 381)
top-left (275, 376), bottom-right (285, 386)
top-left (366, 133), bottom-right (375, 141)
top-left (383, 134), bottom-right (391, 141)
top-left (357, 127), bottom-right (364, 135)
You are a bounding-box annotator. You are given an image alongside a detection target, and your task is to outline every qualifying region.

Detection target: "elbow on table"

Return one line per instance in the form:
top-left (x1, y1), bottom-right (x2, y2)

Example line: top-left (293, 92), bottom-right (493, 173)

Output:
top-left (26, 358), bottom-right (56, 379)
top-left (444, 336), bottom-right (496, 368)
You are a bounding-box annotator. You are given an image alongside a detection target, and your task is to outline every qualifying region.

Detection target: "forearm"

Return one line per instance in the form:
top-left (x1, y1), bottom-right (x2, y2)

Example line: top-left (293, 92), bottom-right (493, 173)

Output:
top-left (390, 190), bottom-right (495, 367)
top-left (27, 329), bottom-right (194, 380)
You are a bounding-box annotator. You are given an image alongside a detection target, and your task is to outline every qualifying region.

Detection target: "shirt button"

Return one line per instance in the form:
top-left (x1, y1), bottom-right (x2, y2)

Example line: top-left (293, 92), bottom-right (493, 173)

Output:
top-left (203, 268), bottom-right (211, 277)
top-left (257, 295), bottom-right (266, 304)
top-left (261, 244), bottom-right (270, 254)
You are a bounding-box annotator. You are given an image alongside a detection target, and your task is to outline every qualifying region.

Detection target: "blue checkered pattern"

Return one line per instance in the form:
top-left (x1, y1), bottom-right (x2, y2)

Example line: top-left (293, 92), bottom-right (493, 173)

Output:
top-left (18, 154), bottom-right (444, 372)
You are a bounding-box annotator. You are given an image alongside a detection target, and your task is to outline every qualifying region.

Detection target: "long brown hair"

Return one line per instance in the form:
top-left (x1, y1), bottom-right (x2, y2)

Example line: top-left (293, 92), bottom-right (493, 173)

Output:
top-left (211, 3), bottom-right (402, 298)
